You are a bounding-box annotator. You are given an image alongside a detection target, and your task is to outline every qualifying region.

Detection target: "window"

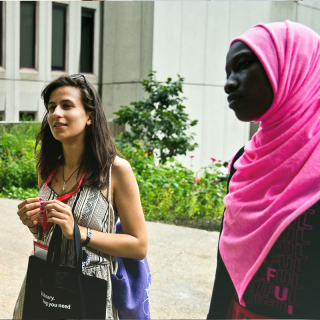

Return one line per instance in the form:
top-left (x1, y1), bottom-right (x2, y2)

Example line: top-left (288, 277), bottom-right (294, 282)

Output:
top-left (0, 111), bottom-right (4, 121)
top-left (0, 1), bottom-right (3, 67)
top-left (52, 3), bottom-right (67, 71)
top-left (80, 8), bottom-right (94, 73)
top-left (20, 1), bottom-right (36, 69)
top-left (19, 111), bottom-right (37, 121)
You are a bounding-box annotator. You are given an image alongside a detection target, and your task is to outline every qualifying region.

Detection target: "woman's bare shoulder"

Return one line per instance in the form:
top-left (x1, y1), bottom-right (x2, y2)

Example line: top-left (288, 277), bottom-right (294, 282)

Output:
top-left (111, 156), bottom-right (135, 186)
top-left (112, 156), bottom-right (132, 172)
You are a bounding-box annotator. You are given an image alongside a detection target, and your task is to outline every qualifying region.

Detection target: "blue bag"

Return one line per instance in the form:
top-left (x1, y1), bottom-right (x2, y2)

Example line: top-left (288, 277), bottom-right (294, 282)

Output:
top-left (111, 222), bottom-right (151, 319)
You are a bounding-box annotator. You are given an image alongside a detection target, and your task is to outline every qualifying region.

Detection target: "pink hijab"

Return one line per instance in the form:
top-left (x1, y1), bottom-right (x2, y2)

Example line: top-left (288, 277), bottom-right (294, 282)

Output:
top-left (219, 20), bottom-right (320, 306)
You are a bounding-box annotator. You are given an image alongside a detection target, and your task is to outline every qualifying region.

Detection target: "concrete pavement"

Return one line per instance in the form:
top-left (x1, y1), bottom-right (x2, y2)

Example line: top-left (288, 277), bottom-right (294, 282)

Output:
top-left (0, 198), bottom-right (219, 319)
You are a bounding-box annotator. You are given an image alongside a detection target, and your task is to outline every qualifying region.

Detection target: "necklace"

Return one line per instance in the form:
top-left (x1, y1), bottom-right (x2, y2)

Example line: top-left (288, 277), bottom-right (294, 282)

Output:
top-left (62, 164), bottom-right (81, 191)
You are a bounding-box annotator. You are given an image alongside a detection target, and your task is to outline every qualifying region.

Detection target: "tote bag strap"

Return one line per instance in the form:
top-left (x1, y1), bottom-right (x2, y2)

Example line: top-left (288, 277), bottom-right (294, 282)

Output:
top-left (107, 164), bottom-right (113, 234)
top-left (45, 220), bottom-right (86, 317)
top-left (46, 220), bottom-right (83, 274)
top-left (106, 164), bottom-right (119, 274)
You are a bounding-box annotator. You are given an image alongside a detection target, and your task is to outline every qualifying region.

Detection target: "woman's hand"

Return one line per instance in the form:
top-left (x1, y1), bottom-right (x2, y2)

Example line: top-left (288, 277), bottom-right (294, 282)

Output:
top-left (17, 197), bottom-right (43, 227)
top-left (44, 200), bottom-right (75, 240)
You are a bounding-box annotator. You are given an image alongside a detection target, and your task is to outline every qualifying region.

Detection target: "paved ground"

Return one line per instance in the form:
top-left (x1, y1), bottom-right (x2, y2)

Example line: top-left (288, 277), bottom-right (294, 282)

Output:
top-left (0, 198), bottom-right (219, 319)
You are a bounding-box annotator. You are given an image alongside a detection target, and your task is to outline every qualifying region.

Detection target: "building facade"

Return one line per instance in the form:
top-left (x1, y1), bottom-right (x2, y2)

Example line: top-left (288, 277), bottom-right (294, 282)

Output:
top-left (1, 1), bottom-right (320, 170)
top-left (0, 1), bottom-right (101, 121)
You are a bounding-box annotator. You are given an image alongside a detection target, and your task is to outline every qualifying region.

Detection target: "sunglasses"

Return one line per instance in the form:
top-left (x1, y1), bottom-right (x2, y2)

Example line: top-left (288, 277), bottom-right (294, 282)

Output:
top-left (70, 74), bottom-right (95, 107)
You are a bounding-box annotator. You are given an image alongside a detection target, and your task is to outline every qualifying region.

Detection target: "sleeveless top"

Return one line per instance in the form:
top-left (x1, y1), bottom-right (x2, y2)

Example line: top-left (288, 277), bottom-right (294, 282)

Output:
top-left (13, 165), bottom-right (119, 320)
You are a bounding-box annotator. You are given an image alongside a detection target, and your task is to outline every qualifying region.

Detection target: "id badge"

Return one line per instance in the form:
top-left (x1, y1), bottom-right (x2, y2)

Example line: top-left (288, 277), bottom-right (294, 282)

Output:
top-left (33, 239), bottom-right (48, 260)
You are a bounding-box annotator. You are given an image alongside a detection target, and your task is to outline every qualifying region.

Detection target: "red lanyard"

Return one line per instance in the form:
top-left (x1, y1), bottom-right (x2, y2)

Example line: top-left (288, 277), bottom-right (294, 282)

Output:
top-left (36, 166), bottom-right (86, 232)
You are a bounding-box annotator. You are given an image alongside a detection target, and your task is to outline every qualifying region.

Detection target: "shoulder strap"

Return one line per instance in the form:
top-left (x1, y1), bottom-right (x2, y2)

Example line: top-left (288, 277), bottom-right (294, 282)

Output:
top-left (226, 146), bottom-right (244, 194)
top-left (108, 164), bottom-right (112, 204)
top-left (106, 163), bottom-right (118, 274)
top-left (218, 146), bottom-right (245, 236)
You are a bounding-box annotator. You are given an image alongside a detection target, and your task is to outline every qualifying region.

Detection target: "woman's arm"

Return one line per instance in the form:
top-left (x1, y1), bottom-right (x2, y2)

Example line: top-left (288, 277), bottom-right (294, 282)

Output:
top-left (80, 157), bottom-right (148, 260)
top-left (45, 158), bottom-right (148, 260)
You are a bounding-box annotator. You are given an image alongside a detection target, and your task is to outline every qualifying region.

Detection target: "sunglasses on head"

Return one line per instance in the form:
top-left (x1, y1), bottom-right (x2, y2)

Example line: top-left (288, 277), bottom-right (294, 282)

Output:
top-left (70, 74), bottom-right (95, 107)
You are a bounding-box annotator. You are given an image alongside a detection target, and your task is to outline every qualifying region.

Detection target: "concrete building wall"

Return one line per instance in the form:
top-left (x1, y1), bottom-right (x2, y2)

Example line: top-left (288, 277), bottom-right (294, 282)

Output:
top-left (0, 1), bottom-right (101, 122)
top-left (101, 1), bottom-right (154, 120)
top-left (1, 1), bottom-right (320, 172)
top-left (296, 1), bottom-right (320, 34)
top-left (152, 1), bottom-right (299, 170)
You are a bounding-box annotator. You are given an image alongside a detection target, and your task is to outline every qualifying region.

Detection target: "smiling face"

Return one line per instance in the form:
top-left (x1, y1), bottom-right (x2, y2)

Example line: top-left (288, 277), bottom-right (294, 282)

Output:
top-left (224, 41), bottom-right (274, 122)
top-left (47, 86), bottom-right (92, 143)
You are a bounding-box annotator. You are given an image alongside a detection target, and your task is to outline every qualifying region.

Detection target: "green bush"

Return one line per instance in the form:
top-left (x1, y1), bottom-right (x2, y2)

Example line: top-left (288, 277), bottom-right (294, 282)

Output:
top-left (0, 123), bottom-right (227, 229)
top-left (0, 124), bottom-right (39, 195)
top-left (118, 144), bottom-right (226, 224)
top-left (0, 186), bottom-right (38, 199)
top-left (0, 122), bottom-right (41, 140)
top-left (113, 71), bottom-right (198, 164)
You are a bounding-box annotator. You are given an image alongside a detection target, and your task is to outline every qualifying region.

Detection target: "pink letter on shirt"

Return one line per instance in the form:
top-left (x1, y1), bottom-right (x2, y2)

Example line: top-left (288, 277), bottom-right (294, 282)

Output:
top-left (267, 267), bottom-right (276, 281)
top-left (275, 286), bottom-right (288, 301)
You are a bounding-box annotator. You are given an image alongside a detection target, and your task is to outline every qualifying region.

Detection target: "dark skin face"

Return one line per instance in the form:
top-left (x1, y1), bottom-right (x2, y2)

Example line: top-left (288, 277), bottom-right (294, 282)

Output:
top-left (224, 41), bottom-right (274, 122)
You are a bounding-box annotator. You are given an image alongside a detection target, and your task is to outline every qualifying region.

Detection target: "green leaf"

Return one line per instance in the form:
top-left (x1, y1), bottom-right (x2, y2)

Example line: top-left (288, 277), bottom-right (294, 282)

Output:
top-left (112, 70), bottom-right (198, 164)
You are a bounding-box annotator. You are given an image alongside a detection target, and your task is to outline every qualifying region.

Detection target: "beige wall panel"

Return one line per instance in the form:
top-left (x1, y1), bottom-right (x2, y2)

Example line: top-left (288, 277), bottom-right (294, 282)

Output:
top-left (140, 2), bottom-right (154, 80)
top-left (66, 2), bottom-right (82, 76)
top-left (104, 2), bottom-right (142, 83)
top-left (228, 1), bottom-right (296, 43)
top-left (38, 1), bottom-right (50, 81)
top-left (179, 2), bottom-right (207, 84)
top-left (102, 2), bottom-right (153, 121)
top-left (42, 1), bottom-right (52, 81)
top-left (299, 1), bottom-right (320, 10)
top-left (228, 1), bottom-right (272, 42)
top-left (2, 81), bottom-right (15, 121)
top-left (205, 1), bottom-right (230, 86)
top-left (152, 2), bottom-right (182, 81)
top-left (4, 1), bottom-right (19, 79)
top-left (175, 84), bottom-right (205, 170)
top-left (0, 81), bottom-right (7, 112)
top-left (223, 105), bottom-right (250, 162)
top-left (18, 81), bottom-right (45, 113)
top-left (296, 3), bottom-right (320, 35)
top-left (102, 83), bottom-right (141, 120)
top-left (269, 1), bottom-right (297, 22)
top-left (200, 86), bottom-right (250, 166)
top-left (103, 2), bottom-right (153, 84)
top-left (201, 86), bottom-right (227, 167)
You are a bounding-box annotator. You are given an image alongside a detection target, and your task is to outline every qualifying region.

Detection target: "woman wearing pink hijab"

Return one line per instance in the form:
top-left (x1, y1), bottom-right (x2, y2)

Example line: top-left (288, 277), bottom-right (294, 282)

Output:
top-left (207, 20), bottom-right (320, 319)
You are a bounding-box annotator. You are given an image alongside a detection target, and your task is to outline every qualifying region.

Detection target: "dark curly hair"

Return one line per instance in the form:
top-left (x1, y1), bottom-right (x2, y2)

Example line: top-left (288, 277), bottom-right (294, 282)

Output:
top-left (35, 74), bottom-right (118, 190)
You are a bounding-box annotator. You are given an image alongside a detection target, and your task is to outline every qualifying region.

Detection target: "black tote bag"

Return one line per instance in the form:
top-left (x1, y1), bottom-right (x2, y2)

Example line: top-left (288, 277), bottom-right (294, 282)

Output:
top-left (22, 221), bottom-right (108, 319)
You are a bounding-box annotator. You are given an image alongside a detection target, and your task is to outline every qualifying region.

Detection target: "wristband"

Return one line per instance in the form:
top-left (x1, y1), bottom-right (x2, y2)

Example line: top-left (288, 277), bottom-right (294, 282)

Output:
top-left (82, 227), bottom-right (91, 247)
top-left (27, 224), bottom-right (37, 234)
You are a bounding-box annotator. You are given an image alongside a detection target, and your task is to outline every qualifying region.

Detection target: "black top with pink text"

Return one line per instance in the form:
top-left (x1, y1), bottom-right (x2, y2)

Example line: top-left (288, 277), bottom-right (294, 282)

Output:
top-left (240, 201), bottom-right (320, 318)
top-left (207, 146), bottom-right (320, 319)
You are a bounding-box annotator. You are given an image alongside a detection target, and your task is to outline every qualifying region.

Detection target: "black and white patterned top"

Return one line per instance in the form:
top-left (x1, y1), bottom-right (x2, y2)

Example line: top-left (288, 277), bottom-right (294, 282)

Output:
top-left (39, 165), bottom-right (118, 319)
top-left (41, 185), bottom-right (117, 266)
